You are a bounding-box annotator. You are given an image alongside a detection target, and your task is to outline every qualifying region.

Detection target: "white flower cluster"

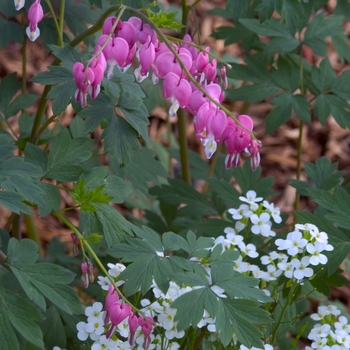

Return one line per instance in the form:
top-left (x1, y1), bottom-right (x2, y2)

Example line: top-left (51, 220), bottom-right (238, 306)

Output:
top-left (221, 191), bottom-right (334, 285)
top-left (228, 190), bottom-right (282, 237)
top-left (275, 223), bottom-right (333, 282)
top-left (240, 344), bottom-right (273, 350)
top-left (306, 305), bottom-right (350, 350)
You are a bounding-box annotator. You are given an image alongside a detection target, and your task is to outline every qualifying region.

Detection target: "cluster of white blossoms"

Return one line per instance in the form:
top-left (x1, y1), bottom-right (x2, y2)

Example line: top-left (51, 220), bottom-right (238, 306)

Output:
top-left (306, 305), bottom-right (350, 350)
top-left (216, 191), bottom-right (334, 285)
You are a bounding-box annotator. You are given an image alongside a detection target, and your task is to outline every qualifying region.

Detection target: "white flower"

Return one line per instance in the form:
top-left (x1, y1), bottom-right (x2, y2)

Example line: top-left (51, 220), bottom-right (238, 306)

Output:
top-left (277, 262), bottom-right (294, 279)
top-left (266, 264), bottom-right (282, 281)
top-left (250, 265), bottom-right (269, 280)
top-left (233, 255), bottom-right (250, 273)
top-left (308, 324), bottom-right (331, 340)
top-left (165, 324), bottom-right (185, 340)
top-left (76, 321), bottom-right (89, 341)
top-left (239, 190), bottom-right (263, 210)
top-left (86, 317), bottom-right (105, 336)
top-left (261, 251), bottom-right (279, 265)
top-left (263, 200), bottom-right (282, 223)
top-left (306, 242), bottom-right (329, 265)
top-left (311, 306), bottom-right (329, 321)
top-left (117, 317), bottom-right (130, 337)
top-left (325, 305), bottom-right (341, 316)
top-left (224, 232), bottom-right (244, 247)
top-left (92, 335), bottom-right (120, 350)
top-left (211, 285), bottom-right (226, 298)
top-left (107, 263), bottom-right (126, 278)
top-left (97, 276), bottom-right (111, 290)
top-left (335, 330), bottom-right (350, 348)
top-left (158, 308), bottom-right (177, 330)
top-left (85, 302), bottom-right (105, 323)
top-left (291, 257), bottom-right (314, 280)
top-left (275, 230), bottom-right (308, 256)
top-left (310, 336), bottom-right (327, 349)
top-left (335, 316), bottom-right (350, 333)
top-left (295, 223), bottom-right (318, 232)
top-left (228, 204), bottom-right (253, 220)
top-left (235, 221), bottom-right (246, 232)
top-left (238, 242), bottom-right (259, 258)
top-left (250, 213), bottom-right (272, 236)
top-left (197, 310), bottom-right (215, 328)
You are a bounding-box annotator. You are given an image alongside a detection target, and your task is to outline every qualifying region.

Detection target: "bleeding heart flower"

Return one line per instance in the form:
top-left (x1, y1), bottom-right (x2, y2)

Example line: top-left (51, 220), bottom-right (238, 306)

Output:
top-left (26, 0), bottom-right (44, 42)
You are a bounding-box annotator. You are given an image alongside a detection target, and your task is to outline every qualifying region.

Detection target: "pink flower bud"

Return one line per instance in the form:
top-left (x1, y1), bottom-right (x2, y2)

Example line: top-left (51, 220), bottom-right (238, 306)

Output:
top-left (203, 59), bottom-right (217, 82)
top-left (26, 0), bottom-right (44, 42)
top-left (81, 262), bottom-right (89, 288)
top-left (118, 21), bottom-right (137, 48)
top-left (73, 62), bottom-right (95, 108)
top-left (71, 232), bottom-right (79, 256)
top-left (102, 16), bottom-right (122, 36)
top-left (220, 66), bottom-right (228, 89)
top-left (128, 313), bottom-right (139, 345)
top-left (195, 47), bottom-right (209, 72)
top-left (87, 260), bottom-right (94, 284)
top-left (138, 317), bottom-right (154, 350)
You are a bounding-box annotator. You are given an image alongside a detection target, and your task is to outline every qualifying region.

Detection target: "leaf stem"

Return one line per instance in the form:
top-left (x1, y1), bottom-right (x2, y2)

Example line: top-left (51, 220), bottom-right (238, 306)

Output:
top-left (21, 14), bottom-right (27, 94)
top-left (193, 327), bottom-right (207, 350)
top-left (53, 211), bottom-right (141, 313)
top-left (270, 282), bottom-right (297, 344)
top-left (23, 213), bottom-right (43, 254)
top-left (44, 0), bottom-right (61, 42)
top-left (294, 38), bottom-right (305, 214)
top-left (202, 143), bottom-right (221, 193)
top-left (58, 0), bottom-right (66, 47)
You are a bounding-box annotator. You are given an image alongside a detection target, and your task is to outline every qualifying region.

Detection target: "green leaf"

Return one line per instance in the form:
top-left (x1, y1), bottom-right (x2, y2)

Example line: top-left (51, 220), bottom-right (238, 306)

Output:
top-left (117, 93), bottom-right (151, 144)
top-left (0, 73), bottom-right (21, 116)
top-left (40, 306), bottom-right (66, 350)
top-left (314, 94), bottom-right (331, 124)
top-left (255, 0), bottom-right (275, 23)
top-left (226, 84), bottom-right (279, 103)
top-left (94, 204), bottom-right (133, 247)
top-left (72, 178), bottom-right (113, 212)
top-left (102, 115), bottom-right (141, 166)
top-left (45, 128), bottom-right (94, 182)
top-left (172, 287), bottom-right (218, 329)
top-left (217, 299), bottom-right (264, 348)
top-left (146, 9), bottom-right (184, 29)
top-left (226, 0), bottom-right (249, 22)
top-left (292, 94), bottom-right (311, 122)
top-left (0, 287), bottom-right (44, 348)
top-left (311, 58), bottom-right (336, 93)
top-left (231, 162), bottom-right (275, 199)
top-left (5, 94), bottom-right (39, 118)
top-left (0, 191), bottom-right (32, 215)
top-left (332, 34), bottom-right (350, 63)
top-left (0, 18), bottom-right (24, 49)
top-left (239, 18), bottom-right (293, 38)
top-left (304, 14), bottom-right (344, 56)
top-left (281, 0), bottom-right (306, 34)
top-left (265, 93), bottom-right (293, 133)
top-left (5, 238), bottom-right (82, 315)
top-left (0, 310), bottom-right (20, 350)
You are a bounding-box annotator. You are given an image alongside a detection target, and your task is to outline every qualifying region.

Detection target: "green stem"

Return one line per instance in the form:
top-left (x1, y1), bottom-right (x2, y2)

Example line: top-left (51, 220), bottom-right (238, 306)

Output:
top-left (44, 0), bottom-right (60, 40)
top-left (177, 109), bottom-right (191, 183)
top-left (294, 39), bottom-right (305, 213)
top-left (58, 0), bottom-right (66, 47)
top-left (0, 250), bottom-right (7, 262)
top-left (23, 214), bottom-right (42, 254)
top-left (12, 214), bottom-right (22, 240)
top-left (193, 327), bottom-right (207, 350)
top-left (69, 6), bottom-right (121, 47)
top-left (21, 14), bottom-right (27, 94)
top-left (29, 85), bottom-right (50, 143)
top-left (202, 143), bottom-right (221, 193)
top-left (34, 114), bottom-right (58, 141)
top-left (270, 282), bottom-right (297, 344)
top-left (181, 0), bottom-right (190, 37)
top-left (53, 211), bottom-right (141, 314)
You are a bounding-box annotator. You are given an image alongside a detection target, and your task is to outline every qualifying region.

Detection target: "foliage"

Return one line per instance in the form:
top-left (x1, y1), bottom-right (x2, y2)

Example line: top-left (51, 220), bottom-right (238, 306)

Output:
top-left (0, 0), bottom-right (349, 349)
